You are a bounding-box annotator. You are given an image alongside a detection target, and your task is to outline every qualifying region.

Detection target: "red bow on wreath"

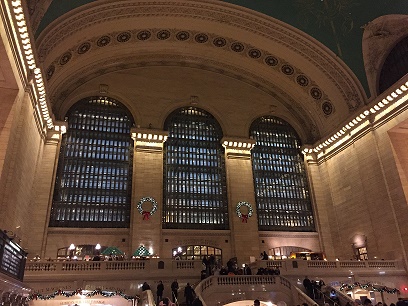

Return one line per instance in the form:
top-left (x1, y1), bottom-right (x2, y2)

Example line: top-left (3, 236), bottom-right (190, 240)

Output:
top-left (241, 214), bottom-right (248, 223)
top-left (142, 211), bottom-right (151, 220)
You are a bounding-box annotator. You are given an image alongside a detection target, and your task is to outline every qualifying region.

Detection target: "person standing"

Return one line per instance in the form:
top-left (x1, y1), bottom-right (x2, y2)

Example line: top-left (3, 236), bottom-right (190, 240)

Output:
top-left (303, 276), bottom-right (312, 297)
top-left (156, 280), bottom-right (164, 305)
top-left (171, 279), bottom-right (179, 303)
top-left (184, 282), bottom-right (195, 305)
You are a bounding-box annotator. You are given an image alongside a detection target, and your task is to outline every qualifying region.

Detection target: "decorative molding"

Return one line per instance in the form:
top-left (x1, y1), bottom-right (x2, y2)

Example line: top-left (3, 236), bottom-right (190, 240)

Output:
top-left (51, 53), bottom-right (321, 143)
top-left (46, 28), bottom-right (330, 111)
top-left (259, 231), bottom-right (319, 239)
top-left (36, 1), bottom-right (364, 113)
top-left (162, 229), bottom-right (231, 237)
top-left (362, 15), bottom-right (408, 97)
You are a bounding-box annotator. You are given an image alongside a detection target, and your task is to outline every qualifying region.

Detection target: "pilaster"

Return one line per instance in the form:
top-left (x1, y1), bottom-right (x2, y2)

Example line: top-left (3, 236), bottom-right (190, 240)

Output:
top-left (130, 128), bottom-right (168, 258)
top-left (222, 137), bottom-right (259, 264)
top-left (29, 125), bottom-right (65, 258)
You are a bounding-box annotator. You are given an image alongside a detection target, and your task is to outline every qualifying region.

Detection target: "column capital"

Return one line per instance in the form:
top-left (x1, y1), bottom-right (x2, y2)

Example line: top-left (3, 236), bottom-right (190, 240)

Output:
top-left (45, 120), bottom-right (67, 144)
top-left (131, 128), bottom-right (168, 152)
top-left (221, 137), bottom-right (256, 159)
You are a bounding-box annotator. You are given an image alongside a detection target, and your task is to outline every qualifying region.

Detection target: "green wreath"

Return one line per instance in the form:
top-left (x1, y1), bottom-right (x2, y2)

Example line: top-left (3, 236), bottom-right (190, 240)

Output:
top-left (137, 197), bottom-right (158, 220)
top-left (236, 201), bottom-right (253, 223)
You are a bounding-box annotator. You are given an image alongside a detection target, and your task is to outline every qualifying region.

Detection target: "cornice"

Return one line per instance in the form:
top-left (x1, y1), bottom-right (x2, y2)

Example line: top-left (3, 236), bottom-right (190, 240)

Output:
top-left (36, 0), bottom-right (365, 112)
top-left (259, 231), bottom-right (319, 239)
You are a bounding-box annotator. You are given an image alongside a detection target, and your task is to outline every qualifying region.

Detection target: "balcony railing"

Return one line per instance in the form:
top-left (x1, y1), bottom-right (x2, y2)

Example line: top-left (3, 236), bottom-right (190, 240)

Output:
top-left (194, 275), bottom-right (315, 306)
top-left (24, 259), bottom-right (203, 284)
top-left (257, 259), bottom-right (406, 276)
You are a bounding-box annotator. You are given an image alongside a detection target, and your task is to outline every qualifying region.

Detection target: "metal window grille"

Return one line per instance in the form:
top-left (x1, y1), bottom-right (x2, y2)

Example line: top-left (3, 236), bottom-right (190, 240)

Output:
top-left (250, 116), bottom-right (315, 231)
top-left (379, 36), bottom-right (408, 94)
top-left (50, 97), bottom-right (134, 228)
top-left (163, 107), bottom-right (229, 229)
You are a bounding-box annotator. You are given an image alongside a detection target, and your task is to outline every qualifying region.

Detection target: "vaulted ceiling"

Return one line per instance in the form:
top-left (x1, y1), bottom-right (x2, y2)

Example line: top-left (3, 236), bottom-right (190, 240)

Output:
top-left (32, 0), bottom-right (408, 92)
top-left (25, 0), bottom-right (408, 143)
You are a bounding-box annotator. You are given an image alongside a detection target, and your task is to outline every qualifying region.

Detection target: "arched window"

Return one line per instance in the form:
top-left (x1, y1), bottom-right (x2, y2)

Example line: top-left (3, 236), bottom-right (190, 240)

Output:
top-left (379, 36), bottom-right (408, 94)
top-left (163, 107), bottom-right (228, 230)
top-left (50, 97), bottom-right (134, 228)
top-left (250, 116), bottom-right (315, 231)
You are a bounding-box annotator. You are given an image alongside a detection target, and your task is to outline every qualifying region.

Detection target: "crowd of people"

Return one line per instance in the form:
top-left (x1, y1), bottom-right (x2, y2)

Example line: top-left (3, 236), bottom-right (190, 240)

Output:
top-left (303, 276), bottom-right (326, 299)
top-left (141, 279), bottom-right (204, 306)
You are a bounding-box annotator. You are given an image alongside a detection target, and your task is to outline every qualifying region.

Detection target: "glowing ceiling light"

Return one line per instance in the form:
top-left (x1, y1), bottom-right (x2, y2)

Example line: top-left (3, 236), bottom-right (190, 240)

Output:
top-left (16, 20), bottom-right (26, 27)
top-left (15, 13), bottom-right (24, 21)
top-left (12, 0), bottom-right (22, 7)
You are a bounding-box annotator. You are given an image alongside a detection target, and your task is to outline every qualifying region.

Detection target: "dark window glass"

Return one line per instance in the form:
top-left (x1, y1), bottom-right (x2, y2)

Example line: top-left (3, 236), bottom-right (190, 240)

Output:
top-left (163, 107), bottom-right (228, 229)
top-left (250, 116), bottom-right (315, 232)
top-left (50, 97), bottom-right (134, 228)
top-left (172, 245), bottom-right (222, 263)
top-left (379, 36), bottom-right (408, 94)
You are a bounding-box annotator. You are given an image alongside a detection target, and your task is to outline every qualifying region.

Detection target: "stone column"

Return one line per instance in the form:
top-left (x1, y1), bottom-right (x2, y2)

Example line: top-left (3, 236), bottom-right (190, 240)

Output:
top-left (28, 124), bottom-right (65, 258)
top-left (222, 137), bottom-right (259, 264)
top-left (130, 128), bottom-right (168, 258)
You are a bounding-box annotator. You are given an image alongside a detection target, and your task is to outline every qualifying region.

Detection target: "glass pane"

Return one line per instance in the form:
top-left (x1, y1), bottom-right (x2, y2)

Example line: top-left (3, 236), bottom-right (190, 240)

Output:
top-left (250, 116), bottom-right (315, 232)
top-left (50, 97), bottom-right (134, 228)
top-left (163, 107), bottom-right (229, 230)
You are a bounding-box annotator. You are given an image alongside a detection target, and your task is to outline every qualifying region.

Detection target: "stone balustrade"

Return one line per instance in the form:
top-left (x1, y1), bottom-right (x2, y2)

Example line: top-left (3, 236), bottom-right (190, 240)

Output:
top-left (257, 259), bottom-right (406, 276)
top-left (24, 259), bottom-right (202, 282)
top-left (195, 275), bottom-right (310, 306)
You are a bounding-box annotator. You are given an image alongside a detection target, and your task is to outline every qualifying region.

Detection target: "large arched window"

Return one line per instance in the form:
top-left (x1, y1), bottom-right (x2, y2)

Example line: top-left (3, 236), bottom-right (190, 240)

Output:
top-left (379, 36), bottom-right (408, 94)
top-left (163, 107), bottom-right (228, 230)
top-left (50, 97), bottom-right (134, 228)
top-left (250, 116), bottom-right (315, 232)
